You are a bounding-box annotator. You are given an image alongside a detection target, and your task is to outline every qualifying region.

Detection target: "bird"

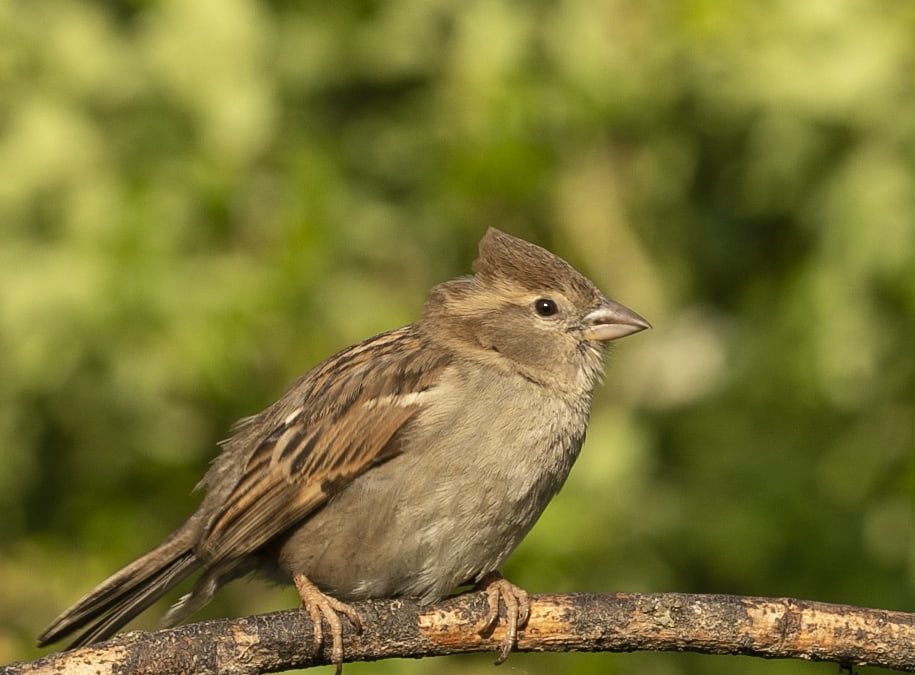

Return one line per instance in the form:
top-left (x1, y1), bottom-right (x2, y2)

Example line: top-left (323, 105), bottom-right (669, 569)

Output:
top-left (39, 227), bottom-right (650, 669)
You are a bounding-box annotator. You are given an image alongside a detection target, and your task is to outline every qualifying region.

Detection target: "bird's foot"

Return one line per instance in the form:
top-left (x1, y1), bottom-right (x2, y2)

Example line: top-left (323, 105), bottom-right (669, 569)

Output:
top-left (475, 571), bottom-right (530, 665)
top-left (293, 573), bottom-right (362, 674)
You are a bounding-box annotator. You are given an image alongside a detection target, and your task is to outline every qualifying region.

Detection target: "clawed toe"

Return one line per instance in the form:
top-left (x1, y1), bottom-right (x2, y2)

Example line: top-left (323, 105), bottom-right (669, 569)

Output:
top-left (475, 572), bottom-right (530, 665)
top-left (293, 573), bottom-right (361, 673)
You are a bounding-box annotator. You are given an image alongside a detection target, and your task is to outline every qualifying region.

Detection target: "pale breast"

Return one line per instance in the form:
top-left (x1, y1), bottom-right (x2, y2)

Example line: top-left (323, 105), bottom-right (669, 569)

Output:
top-left (274, 362), bottom-right (593, 603)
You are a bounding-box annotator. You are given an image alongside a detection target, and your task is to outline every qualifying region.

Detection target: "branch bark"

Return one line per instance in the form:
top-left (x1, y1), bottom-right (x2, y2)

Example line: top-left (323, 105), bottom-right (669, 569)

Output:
top-left (6, 592), bottom-right (915, 675)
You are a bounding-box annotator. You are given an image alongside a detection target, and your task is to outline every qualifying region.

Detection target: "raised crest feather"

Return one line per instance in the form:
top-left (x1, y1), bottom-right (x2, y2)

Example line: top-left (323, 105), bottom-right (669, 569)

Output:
top-left (472, 227), bottom-right (601, 301)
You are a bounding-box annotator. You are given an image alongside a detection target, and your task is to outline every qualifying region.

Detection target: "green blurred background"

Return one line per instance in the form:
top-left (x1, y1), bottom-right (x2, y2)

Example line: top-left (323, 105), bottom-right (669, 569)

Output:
top-left (2, 1), bottom-right (914, 673)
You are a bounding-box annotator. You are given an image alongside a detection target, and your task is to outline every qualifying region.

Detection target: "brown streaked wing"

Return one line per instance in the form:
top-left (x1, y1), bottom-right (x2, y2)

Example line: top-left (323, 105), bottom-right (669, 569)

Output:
top-left (198, 329), bottom-right (448, 563)
top-left (200, 403), bottom-right (419, 562)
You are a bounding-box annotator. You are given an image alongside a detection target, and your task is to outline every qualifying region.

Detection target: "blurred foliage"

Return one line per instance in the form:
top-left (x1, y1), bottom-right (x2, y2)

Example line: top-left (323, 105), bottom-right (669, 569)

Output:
top-left (1, 1), bottom-right (914, 673)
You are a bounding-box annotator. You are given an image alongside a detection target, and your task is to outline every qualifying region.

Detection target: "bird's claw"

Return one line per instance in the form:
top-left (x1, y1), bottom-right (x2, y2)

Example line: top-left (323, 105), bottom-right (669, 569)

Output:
top-left (293, 573), bottom-right (362, 674)
top-left (475, 572), bottom-right (530, 665)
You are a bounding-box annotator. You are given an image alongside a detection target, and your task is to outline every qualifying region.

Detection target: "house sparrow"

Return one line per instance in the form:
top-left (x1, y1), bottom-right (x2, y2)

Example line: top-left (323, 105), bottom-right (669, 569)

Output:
top-left (39, 228), bottom-right (650, 668)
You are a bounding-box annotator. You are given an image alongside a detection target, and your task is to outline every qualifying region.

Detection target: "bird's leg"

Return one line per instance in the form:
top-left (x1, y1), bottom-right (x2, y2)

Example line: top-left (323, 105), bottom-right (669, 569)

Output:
top-left (474, 571), bottom-right (531, 665)
top-left (293, 573), bottom-right (362, 674)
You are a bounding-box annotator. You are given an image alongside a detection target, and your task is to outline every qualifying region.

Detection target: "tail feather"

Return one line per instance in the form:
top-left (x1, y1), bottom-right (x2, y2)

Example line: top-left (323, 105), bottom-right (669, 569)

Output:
top-left (39, 536), bottom-right (200, 649)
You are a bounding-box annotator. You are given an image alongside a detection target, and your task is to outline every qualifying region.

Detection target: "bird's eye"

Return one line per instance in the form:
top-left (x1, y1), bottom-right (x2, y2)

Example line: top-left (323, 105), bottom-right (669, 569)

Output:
top-left (534, 298), bottom-right (558, 317)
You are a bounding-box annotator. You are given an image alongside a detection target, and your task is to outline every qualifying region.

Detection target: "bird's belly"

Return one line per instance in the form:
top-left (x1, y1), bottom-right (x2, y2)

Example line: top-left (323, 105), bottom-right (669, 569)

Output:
top-left (272, 390), bottom-right (586, 603)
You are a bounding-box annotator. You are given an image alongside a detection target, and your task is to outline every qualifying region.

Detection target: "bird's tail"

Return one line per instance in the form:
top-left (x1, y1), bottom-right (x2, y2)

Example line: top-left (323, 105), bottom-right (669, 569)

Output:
top-left (38, 528), bottom-right (201, 649)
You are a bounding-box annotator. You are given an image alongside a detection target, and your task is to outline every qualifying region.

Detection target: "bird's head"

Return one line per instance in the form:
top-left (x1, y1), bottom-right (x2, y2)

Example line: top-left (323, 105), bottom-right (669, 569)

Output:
top-left (423, 228), bottom-right (650, 392)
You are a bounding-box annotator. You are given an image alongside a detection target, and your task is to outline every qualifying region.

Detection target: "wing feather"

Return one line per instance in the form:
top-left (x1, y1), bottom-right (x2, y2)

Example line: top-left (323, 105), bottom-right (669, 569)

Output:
top-left (197, 326), bottom-right (449, 563)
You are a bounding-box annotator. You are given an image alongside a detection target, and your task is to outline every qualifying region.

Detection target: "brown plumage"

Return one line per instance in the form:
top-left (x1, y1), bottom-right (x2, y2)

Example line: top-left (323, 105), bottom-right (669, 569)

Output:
top-left (39, 228), bottom-right (650, 667)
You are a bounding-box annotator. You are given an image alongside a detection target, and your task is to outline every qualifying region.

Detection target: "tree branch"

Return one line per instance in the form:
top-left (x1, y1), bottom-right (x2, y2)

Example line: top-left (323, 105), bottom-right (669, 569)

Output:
top-left (6, 592), bottom-right (915, 674)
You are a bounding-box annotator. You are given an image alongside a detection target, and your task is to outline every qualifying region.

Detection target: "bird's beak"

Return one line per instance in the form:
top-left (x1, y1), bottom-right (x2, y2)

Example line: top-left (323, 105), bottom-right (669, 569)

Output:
top-left (582, 299), bottom-right (651, 342)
